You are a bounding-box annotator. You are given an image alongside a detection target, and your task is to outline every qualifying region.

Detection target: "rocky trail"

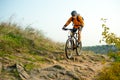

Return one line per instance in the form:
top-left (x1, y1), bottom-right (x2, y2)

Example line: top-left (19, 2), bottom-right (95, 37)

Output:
top-left (32, 52), bottom-right (110, 80)
top-left (0, 51), bottom-right (111, 80)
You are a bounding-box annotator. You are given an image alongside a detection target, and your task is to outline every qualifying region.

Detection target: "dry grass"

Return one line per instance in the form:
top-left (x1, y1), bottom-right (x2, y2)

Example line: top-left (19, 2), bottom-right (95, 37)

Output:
top-left (96, 52), bottom-right (120, 80)
top-left (0, 21), bottom-right (64, 79)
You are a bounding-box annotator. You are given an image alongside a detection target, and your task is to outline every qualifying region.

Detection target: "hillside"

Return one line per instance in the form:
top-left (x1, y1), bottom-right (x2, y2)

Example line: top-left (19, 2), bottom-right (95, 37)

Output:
top-left (0, 22), bottom-right (111, 80)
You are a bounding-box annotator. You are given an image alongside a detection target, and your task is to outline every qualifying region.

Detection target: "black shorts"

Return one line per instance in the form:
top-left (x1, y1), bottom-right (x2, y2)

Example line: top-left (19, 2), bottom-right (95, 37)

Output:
top-left (72, 27), bottom-right (82, 33)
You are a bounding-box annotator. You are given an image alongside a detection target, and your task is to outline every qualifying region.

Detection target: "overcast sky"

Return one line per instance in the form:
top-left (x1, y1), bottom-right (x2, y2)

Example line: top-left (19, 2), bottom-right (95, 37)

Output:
top-left (0, 0), bottom-right (120, 46)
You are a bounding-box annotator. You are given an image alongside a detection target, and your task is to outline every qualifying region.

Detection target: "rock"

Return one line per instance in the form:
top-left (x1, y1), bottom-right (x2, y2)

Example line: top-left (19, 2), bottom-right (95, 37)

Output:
top-left (31, 64), bottom-right (81, 80)
top-left (87, 67), bottom-right (95, 72)
top-left (16, 63), bottom-right (40, 80)
top-left (16, 63), bottom-right (30, 80)
top-left (53, 65), bottom-right (65, 70)
top-left (66, 71), bottom-right (79, 80)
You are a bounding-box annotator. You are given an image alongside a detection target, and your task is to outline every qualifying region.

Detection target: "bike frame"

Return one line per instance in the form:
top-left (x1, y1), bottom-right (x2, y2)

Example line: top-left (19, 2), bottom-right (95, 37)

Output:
top-left (64, 28), bottom-right (82, 59)
top-left (67, 29), bottom-right (78, 44)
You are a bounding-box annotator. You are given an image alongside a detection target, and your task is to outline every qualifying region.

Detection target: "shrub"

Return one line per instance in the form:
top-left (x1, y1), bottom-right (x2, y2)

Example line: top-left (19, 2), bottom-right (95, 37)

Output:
top-left (108, 52), bottom-right (120, 62)
top-left (100, 18), bottom-right (120, 49)
top-left (97, 18), bottom-right (120, 80)
top-left (96, 62), bottom-right (120, 80)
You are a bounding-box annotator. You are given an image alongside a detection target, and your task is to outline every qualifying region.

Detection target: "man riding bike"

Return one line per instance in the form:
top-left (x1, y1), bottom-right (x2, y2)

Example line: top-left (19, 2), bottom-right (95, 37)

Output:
top-left (62, 10), bottom-right (84, 45)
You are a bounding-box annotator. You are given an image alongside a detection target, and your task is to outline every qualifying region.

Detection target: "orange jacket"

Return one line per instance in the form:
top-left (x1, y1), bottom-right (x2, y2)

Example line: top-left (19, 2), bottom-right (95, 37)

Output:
top-left (64, 15), bottom-right (84, 28)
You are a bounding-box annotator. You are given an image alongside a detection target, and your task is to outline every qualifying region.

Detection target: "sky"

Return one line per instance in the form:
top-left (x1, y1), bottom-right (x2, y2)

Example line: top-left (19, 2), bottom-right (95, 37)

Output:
top-left (0, 0), bottom-right (120, 46)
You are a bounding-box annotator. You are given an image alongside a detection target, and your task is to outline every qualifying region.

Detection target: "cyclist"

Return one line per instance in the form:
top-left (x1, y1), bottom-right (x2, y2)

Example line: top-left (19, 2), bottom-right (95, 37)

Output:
top-left (62, 10), bottom-right (84, 45)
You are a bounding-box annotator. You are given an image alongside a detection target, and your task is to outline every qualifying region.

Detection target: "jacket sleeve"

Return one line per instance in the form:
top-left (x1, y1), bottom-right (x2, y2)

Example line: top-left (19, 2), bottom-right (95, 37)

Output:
top-left (78, 15), bottom-right (84, 27)
top-left (64, 17), bottom-right (72, 27)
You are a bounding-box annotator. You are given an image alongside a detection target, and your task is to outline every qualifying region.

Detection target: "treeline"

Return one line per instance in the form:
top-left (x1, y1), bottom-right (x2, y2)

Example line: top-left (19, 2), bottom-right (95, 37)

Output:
top-left (82, 45), bottom-right (118, 54)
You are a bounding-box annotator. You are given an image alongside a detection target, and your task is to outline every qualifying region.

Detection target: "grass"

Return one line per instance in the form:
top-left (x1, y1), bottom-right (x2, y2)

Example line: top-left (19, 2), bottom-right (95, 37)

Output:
top-left (0, 21), bottom-right (64, 79)
top-left (24, 63), bottom-right (36, 71)
top-left (0, 21), bottom-right (63, 54)
top-left (0, 21), bottom-right (62, 54)
top-left (96, 62), bottom-right (120, 80)
top-left (96, 52), bottom-right (120, 80)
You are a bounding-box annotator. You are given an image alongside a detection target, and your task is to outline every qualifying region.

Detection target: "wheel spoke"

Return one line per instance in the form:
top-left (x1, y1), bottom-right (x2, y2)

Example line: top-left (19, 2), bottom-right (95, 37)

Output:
top-left (76, 42), bottom-right (82, 55)
top-left (65, 39), bottom-right (74, 59)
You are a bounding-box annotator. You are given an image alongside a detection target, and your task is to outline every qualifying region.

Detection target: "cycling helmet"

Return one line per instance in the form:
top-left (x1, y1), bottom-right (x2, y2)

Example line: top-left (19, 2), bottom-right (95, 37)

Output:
top-left (71, 10), bottom-right (77, 16)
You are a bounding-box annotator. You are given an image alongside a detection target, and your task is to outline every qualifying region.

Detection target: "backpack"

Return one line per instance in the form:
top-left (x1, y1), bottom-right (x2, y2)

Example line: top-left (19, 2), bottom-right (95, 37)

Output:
top-left (72, 15), bottom-right (84, 22)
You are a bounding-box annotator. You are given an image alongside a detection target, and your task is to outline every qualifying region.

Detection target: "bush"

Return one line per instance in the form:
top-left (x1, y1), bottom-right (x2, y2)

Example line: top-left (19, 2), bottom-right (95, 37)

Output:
top-left (108, 52), bottom-right (120, 62)
top-left (96, 62), bottom-right (120, 80)
top-left (100, 18), bottom-right (120, 49)
top-left (97, 18), bottom-right (120, 80)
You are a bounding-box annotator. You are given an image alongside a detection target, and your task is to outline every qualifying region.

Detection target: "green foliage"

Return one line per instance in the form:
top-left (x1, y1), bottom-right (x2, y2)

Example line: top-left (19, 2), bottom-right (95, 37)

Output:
top-left (100, 18), bottom-right (120, 49)
top-left (96, 18), bottom-right (120, 80)
top-left (108, 52), bottom-right (120, 62)
top-left (24, 63), bottom-right (35, 71)
top-left (0, 51), bottom-right (6, 57)
top-left (96, 62), bottom-right (120, 80)
top-left (100, 18), bottom-right (120, 62)
top-left (12, 69), bottom-right (21, 79)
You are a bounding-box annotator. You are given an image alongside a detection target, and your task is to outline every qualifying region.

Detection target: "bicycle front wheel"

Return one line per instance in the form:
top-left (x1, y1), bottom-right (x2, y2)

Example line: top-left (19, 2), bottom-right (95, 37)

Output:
top-left (76, 41), bottom-right (82, 55)
top-left (65, 39), bottom-right (74, 59)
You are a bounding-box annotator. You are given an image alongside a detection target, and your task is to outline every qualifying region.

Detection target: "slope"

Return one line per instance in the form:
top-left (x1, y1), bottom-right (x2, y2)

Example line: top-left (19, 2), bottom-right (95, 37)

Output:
top-left (0, 21), bottom-right (111, 80)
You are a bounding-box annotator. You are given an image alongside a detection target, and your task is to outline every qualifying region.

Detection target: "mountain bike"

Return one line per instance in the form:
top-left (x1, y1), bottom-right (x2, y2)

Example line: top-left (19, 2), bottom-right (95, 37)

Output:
top-left (64, 28), bottom-right (82, 59)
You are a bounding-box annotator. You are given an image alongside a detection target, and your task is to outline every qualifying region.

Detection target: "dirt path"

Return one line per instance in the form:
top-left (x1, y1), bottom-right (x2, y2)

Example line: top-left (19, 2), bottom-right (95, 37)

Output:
top-left (57, 59), bottom-right (109, 80)
top-left (34, 52), bottom-right (111, 80)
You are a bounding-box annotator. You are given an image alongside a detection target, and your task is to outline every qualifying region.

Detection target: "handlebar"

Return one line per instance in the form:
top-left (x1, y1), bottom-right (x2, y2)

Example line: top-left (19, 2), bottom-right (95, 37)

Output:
top-left (62, 28), bottom-right (73, 31)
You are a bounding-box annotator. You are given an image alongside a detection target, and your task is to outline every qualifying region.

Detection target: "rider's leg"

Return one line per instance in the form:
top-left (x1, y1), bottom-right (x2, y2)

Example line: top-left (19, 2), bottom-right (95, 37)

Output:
top-left (72, 28), bottom-right (77, 48)
top-left (78, 30), bottom-right (81, 43)
top-left (78, 27), bottom-right (82, 43)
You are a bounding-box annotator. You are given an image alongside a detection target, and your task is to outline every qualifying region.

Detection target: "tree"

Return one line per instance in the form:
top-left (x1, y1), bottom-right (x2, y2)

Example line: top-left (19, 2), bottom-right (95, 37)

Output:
top-left (100, 18), bottom-right (120, 49)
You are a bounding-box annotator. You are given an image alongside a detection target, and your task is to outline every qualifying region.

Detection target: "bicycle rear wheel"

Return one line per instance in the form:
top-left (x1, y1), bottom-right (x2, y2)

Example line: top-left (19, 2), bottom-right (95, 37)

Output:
top-left (76, 41), bottom-right (82, 55)
top-left (65, 39), bottom-right (74, 59)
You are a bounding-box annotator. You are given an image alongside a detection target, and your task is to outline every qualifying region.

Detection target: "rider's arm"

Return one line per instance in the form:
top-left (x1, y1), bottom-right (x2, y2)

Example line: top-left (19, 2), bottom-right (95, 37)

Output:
top-left (64, 17), bottom-right (72, 27)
